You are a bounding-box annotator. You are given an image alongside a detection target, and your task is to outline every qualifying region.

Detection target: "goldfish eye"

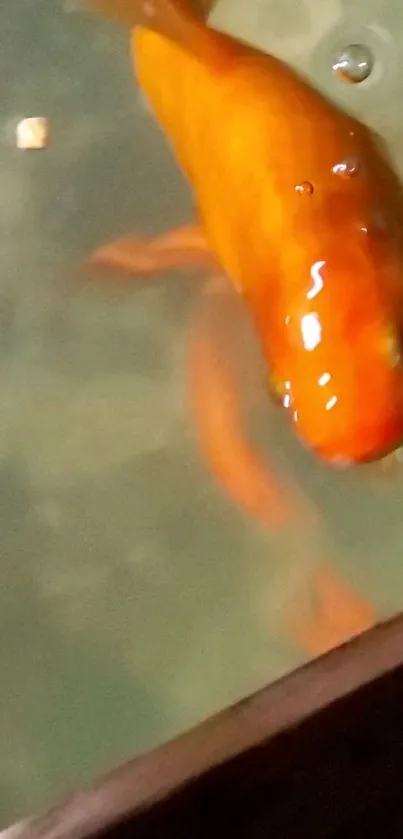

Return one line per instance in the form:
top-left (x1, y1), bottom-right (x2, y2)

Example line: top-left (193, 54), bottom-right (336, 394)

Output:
top-left (359, 208), bottom-right (398, 245)
top-left (372, 210), bottom-right (391, 234)
top-left (382, 325), bottom-right (402, 367)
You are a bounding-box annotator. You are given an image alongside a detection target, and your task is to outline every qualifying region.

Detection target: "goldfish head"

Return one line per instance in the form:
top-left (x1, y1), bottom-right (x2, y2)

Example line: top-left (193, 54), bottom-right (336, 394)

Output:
top-left (276, 237), bottom-right (403, 467)
top-left (265, 120), bottom-right (403, 467)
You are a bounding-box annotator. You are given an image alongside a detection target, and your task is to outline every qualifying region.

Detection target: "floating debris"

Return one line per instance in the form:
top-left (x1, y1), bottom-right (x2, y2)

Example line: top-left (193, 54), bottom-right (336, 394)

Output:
top-left (15, 117), bottom-right (49, 150)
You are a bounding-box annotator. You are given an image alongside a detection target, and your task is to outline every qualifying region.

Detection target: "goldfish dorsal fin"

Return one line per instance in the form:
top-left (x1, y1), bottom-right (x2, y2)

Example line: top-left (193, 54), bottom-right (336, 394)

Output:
top-left (85, 0), bottom-right (215, 36)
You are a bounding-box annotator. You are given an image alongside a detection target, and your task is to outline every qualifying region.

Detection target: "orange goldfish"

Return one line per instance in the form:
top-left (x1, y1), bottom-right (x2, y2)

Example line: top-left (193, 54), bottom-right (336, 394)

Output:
top-left (85, 0), bottom-right (403, 467)
top-left (83, 0), bottom-right (378, 654)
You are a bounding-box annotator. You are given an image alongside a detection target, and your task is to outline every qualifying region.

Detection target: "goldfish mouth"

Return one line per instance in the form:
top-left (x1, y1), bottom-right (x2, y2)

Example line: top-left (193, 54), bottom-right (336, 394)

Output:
top-left (318, 432), bottom-right (403, 470)
top-left (290, 400), bottom-right (403, 468)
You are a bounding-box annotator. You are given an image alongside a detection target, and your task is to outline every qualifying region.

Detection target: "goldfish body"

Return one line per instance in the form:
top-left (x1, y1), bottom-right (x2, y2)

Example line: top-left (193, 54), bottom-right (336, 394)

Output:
top-left (84, 0), bottom-right (380, 658)
top-left (87, 0), bottom-right (403, 466)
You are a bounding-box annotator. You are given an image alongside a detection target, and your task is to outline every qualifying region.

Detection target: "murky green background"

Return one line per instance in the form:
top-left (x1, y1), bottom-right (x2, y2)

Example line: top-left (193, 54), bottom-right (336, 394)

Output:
top-left (1, 0), bottom-right (403, 826)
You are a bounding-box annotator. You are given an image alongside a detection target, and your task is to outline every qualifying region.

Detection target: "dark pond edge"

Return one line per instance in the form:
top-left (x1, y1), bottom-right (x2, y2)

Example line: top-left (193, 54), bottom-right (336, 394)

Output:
top-left (2, 611), bottom-right (403, 838)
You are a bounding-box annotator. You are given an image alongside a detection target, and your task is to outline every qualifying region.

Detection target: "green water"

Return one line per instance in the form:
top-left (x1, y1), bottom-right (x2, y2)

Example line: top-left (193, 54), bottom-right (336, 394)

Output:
top-left (1, 0), bottom-right (403, 826)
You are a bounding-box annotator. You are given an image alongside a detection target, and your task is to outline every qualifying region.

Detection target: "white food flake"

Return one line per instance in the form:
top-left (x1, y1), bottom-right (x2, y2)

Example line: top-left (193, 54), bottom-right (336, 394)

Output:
top-left (16, 117), bottom-right (49, 150)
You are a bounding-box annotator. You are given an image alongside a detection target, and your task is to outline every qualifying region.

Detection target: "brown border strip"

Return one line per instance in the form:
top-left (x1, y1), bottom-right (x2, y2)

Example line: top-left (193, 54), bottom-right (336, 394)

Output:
top-left (3, 611), bottom-right (403, 839)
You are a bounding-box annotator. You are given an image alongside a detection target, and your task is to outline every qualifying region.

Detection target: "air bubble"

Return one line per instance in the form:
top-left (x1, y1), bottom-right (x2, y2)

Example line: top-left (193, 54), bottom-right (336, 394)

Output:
top-left (295, 181), bottom-right (314, 195)
top-left (332, 44), bottom-right (373, 84)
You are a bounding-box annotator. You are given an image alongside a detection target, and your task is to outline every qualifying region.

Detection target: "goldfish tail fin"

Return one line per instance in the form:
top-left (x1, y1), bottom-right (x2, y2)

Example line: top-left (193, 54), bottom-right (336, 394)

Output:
top-left (188, 276), bottom-right (375, 660)
top-left (85, 224), bottom-right (216, 281)
top-left (285, 565), bottom-right (375, 657)
top-left (188, 275), bottom-right (292, 529)
top-left (83, 0), bottom-right (215, 37)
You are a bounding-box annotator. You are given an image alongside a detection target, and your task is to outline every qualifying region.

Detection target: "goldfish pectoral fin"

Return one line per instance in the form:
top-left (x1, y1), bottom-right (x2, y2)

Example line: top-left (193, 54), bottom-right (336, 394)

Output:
top-left (86, 224), bottom-right (217, 281)
top-left (286, 564), bottom-right (375, 657)
top-left (187, 278), bottom-right (291, 530)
